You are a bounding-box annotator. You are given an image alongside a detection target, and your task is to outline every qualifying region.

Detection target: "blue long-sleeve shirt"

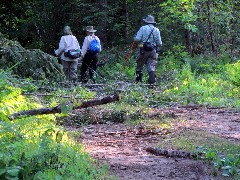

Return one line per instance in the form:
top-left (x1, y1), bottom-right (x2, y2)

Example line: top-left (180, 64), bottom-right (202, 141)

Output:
top-left (134, 24), bottom-right (162, 46)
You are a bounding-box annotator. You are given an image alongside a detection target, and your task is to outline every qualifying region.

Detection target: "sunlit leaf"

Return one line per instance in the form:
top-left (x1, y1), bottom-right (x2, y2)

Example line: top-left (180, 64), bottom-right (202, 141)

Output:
top-left (56, 130), bottom-right (64, 143)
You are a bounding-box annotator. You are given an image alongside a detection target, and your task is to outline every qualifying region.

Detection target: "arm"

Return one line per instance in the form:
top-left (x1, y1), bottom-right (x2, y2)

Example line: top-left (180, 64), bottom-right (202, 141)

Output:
top-left (134, 27), bottom-right (143, 42)
top-left (55, 36), bottom-right (65, 56)
top-left (96, 36), bottom-right (102, 52)
top-left (75, 36), bottom-right (81, 50)
top-left (81, 37), bottom-right (89, 58)
top-left (155, 29), bottom-right (162, 47)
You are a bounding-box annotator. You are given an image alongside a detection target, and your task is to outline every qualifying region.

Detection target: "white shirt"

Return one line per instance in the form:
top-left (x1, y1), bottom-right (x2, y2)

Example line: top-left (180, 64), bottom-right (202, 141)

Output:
top-left (81, 34), bottom-right (101, 57)
top-left (55, 35), bottom-right (80, 61)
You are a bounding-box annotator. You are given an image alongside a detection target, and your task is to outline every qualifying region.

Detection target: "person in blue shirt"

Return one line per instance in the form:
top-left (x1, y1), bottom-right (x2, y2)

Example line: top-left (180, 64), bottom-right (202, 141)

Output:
top-left (134, 15), bottom-right (162, 85)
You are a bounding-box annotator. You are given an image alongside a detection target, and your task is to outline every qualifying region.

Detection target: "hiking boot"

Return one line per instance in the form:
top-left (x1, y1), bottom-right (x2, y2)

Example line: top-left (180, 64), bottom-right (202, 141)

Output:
top-left (148, 71), bottom-right (155, 84)
top-left (135, 71), bottom-right (143, 83)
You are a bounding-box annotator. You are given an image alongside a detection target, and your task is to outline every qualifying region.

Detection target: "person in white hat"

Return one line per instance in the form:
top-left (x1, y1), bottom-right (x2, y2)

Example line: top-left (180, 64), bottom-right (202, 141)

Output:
top-left (55, 26), bottom-right (80, 82)
top-left (79, 26), bottom-right (102, 84)
top-left (134, 15), bottom-right (162, 86)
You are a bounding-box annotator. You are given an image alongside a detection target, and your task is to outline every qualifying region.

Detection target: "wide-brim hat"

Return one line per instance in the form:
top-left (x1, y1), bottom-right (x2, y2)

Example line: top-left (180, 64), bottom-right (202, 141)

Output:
top-left (143, 15), bottom-right (156, 24)
top-left (63, 26), bottom-right (72, 35)
top-left (86, 26), bottom-right (97, 32)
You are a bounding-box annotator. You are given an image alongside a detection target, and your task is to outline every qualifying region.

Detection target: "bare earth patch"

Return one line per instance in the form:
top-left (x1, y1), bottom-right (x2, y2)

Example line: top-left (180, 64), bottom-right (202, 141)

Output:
top-left (76, 107), bottom-right (240, 180)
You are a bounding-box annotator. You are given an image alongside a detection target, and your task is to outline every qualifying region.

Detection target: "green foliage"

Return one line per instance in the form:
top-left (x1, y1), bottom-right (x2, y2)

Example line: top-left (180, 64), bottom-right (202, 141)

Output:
top-left (0, 71), bottom-right (35, 121)
top-left (226, 60), bottom-right (240, 87)
top-left (0, 71), bottom-right (112, 179)
top-left (160, 56), bottom-right (240, 108)
top-left (0, 159), bottom-right (22, 180)
top-left (98, 47), bottom-right (240, 110)
top-left (121, 86), bottom-right (148, 106)
top-left (160, 45), bottom-right (190, 72)
top-left (0, 35), bottom-right (64, 81)
top-left (97, 47), bottom-right (137, 82)
top-left (197, 146), bottom-right (240, 177)
top-left (160, 0), bottom-right (198, 32)
top-left (0, 0), bottom-right (240, 58)
top-left (158, 130), bottom-right (240, 178)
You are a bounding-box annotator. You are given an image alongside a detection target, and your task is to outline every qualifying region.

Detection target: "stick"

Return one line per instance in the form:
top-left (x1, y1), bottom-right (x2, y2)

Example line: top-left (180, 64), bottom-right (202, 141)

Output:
top-left (10, 94), bottom-right (120, 120)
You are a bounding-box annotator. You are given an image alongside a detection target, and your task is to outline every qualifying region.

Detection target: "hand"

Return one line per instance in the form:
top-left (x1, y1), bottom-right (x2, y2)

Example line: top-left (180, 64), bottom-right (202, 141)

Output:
top-left (133, 35), bottom-right (137, 41)
top-left (54, 50), bottom-right (59, 57)
top-left (79, 56), bottom-right (83, 61)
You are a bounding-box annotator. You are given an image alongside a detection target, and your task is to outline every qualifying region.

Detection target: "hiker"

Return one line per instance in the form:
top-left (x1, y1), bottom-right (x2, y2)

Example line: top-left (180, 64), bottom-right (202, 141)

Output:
top-left (134, 15), bottom-right (162, 85)
top-left (79, 26), bottom-right (102, 84)
top-left (55, 26), bottom-right (80, 82)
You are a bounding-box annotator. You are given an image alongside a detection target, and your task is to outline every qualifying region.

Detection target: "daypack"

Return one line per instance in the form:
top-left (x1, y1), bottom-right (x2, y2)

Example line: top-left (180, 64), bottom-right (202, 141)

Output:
top-left (143, 26), bottom-right (155, 51)
top-left (143, 42), bottom-right (155, 51)
top-left (89, 38), bottom-right (100, 53)
top-left (64, 49), bottom-right (81, 59)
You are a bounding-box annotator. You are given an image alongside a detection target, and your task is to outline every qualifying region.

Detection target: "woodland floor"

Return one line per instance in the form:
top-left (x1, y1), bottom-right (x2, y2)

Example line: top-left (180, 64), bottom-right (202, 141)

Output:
top-left (68, 106), bottom-right (240, 180)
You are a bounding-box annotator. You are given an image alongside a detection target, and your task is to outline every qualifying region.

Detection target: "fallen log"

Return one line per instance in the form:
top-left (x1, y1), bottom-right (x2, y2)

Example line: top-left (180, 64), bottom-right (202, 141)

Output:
top-left (10, 94), bottom-right (120, 120)
top-left (22, 93), bottom-right (96, 99)
top-left (146, 147), bottom-right (204, 159)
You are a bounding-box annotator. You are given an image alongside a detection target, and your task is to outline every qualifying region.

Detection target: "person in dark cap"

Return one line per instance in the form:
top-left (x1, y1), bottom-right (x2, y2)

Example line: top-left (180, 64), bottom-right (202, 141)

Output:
top-left (134, 15), bottom-right (162, 86)
top-left (55, 26), bottom-right (80, 82)
top-left (79, 26), bottom-right (102, 84)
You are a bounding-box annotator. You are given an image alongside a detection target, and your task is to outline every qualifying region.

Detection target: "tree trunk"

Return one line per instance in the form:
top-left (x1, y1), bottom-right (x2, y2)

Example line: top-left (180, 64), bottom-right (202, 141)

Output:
top-left (125, 0), bottom-right (129, 38)
top-left (10, 94), bottom-right (120, 120)
top-left (206, 0), bottom-right (217, 56)
top-left (230, 1), bottom-right (238, 58)
top-left (184, 29), bottom-right (193, 57)
top-left (142, 0), bottom-right (146, 15)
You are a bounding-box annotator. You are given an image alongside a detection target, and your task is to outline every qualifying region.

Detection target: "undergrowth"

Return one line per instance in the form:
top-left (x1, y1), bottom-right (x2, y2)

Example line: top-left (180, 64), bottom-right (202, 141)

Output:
top-left (158, 130), bottom-right (240, 178)
top-left (99, 47), bottom-right (240, 178)
top-left (1, 46), bottom-right (240, 179)
top-left (99, 46), bottom-right (240, 109)
top-left (0, 71), bottom-right (114, 180)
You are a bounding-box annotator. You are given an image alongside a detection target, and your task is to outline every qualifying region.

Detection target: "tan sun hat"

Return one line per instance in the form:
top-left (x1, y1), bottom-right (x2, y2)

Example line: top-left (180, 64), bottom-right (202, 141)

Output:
top-left (143, 15), bottom-right (156, 24)
top-left (86, 26), bottom-right (97, 33)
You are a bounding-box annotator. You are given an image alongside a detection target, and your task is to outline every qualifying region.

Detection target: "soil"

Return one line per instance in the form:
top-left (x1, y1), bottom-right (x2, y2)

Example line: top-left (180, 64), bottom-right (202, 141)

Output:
top-left (75, 106), bottom-right (240, 180)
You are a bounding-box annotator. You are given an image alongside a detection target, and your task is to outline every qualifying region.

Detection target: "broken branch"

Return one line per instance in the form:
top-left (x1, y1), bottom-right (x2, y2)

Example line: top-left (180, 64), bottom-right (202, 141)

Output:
top-left (10, 94), bottom-right (120, 120)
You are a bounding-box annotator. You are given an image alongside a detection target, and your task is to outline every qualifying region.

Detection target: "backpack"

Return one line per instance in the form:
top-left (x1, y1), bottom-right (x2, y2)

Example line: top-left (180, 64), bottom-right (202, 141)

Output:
top-left (89, 38), bottom-right (100, 54)
top-left (143, 42), bottom-right (155, 51)
top-left (143, 26), bottom-right (155, 51)
top-left (64, 49), bottom-right (81, 59)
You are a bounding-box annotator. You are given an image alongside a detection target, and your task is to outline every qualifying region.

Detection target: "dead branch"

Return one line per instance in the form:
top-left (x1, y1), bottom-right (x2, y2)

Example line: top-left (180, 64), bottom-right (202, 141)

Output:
top-left (23, 93), bottom-right (95, 99)
top-left (10, 94), bottom-right (120, 120)
top-left (146, 147), bottom-right (204, 159)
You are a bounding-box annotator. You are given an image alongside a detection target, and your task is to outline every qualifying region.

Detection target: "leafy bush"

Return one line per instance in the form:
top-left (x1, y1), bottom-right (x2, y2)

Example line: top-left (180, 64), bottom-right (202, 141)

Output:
top-left (0, 36), bottom-right (64, 81)
top-left (161, 62), bottom-right (240, 108)
top-left (197, 146), bottom-right (240, 177)
top-left (226, 60), bottom-right (240, 87)
top-left (0, 71), bottom-right (112, 179)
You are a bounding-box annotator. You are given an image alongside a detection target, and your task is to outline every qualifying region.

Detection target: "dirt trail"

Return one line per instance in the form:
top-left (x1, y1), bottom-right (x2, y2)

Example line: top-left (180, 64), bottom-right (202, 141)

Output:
top-left (78, 107), bottom-right (240, 180)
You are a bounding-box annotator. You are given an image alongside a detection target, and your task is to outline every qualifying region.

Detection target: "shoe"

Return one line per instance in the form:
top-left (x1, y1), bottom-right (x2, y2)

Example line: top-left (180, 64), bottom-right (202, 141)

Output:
top-left (148, 71), bottom-right (155, 84)
top-left (135, 71), bottom-right (143, 83)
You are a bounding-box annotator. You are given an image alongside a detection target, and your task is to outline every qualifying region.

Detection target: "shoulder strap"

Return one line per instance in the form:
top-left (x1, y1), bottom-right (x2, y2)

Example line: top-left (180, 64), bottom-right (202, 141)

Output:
top-left (145, 26), bottom-right (155, 42)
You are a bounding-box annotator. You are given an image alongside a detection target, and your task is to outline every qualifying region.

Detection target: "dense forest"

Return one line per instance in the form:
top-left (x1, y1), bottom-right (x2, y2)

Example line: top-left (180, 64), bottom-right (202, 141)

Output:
top-left (1, 0), bottom-right (240, 57)
top-left (0, 1), bottom-right (240, 179)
